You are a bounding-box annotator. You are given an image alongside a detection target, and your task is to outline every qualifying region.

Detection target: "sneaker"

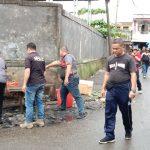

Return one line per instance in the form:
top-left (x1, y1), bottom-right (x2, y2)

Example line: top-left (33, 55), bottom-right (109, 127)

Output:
top-left (76, 112), bottom-right (87, 119)
top-left (99, 137), bottom-right (115, 144)
top-left (20, 122), bottom-right (34, 129)
top-left (33, 119), bottom-right (45, 127)
top-left (125, 132), bottom-right (132, 140)
top-left (138, 90), bottom-right (143, 94)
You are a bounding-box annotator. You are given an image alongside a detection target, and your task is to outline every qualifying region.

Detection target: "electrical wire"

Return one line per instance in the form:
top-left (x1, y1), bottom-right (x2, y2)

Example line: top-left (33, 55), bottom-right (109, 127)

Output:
top-left (131, 0), bottom-right (136, 7)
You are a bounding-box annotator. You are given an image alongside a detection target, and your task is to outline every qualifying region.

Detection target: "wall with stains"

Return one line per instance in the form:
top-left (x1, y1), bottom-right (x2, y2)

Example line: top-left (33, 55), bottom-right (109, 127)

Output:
top-left (0, 0), bottom-right (107, 89)
top-left (0, 1), bottom-right (59, 62)
top-left (0, 1), bottom-right (107, 63)
top-left (61, 11), bottom-right (107, 62)
top-left (0, 1), bottom-right (61, 88)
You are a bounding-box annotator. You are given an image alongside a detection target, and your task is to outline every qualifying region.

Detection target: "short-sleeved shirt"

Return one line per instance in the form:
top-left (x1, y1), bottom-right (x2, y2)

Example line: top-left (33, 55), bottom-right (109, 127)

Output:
top-left (59, 54), bottom-right (78, 80)
top-left (63, 54), bottom-right (77, 74)
top-left (132, 52), bottom-right (141, 71)
top-left (106, 53), bottom-right (136, 85)
top-left (25, 52), bottom-right (46, 85)
top-left (0, 58), bottom-right (7, 83)
top-left (141, 53), bottom-right (150, 64)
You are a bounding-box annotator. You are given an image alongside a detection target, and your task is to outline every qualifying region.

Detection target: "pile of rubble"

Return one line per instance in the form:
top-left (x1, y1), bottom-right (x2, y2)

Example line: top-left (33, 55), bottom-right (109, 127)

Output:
top-left (1, 92), bottom-right (105, 129)
top-left (0, 70), bottom-right (105, 129)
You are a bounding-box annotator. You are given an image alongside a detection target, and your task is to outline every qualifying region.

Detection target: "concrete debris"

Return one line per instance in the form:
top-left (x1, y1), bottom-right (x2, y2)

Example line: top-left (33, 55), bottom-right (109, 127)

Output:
top-left (0, 70), bottom-right (104, 129)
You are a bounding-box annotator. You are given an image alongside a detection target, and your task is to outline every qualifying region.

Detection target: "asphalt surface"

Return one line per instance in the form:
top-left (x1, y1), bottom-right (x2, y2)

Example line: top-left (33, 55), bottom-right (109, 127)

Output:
top-left (0, 70), bottom-right (150, 150)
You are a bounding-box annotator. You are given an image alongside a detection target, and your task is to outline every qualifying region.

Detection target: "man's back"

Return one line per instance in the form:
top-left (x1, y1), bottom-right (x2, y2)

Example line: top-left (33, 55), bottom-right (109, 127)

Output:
top-left (25, 52), bottom-right (45, 85)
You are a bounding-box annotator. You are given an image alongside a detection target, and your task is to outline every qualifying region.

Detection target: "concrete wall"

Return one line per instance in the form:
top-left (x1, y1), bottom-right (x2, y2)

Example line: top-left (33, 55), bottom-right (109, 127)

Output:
top-left (61, 11), bottom-right (107, 61)
top-left (0, 0), bottom-right (62, 88)
top-left (0, 0), bottom-right (107, 62)
top-left (78, 59), bottom-right (106, 79)
top-left (0, 0), bottom-right (107, 89)
top-left (0, 1), bottom-right (59, 61)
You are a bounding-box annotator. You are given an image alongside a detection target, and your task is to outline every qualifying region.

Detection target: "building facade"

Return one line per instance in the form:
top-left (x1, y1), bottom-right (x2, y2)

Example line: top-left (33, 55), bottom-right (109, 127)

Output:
top-left (132, 14), bottom-right (150, 49)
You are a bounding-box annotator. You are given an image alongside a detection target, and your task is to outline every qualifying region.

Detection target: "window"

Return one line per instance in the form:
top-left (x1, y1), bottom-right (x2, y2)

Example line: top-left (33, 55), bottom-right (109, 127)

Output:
top-left (138, 22), bottom-right (150, 34)
top-left (123, 26), bottom-right (129, 31)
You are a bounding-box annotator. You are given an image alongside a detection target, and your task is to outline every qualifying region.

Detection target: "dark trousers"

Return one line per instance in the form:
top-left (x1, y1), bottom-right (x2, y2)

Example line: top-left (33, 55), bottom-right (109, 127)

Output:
top-left (142, 63), bottom-right (149, 76)
top-left (0, 83), bottom-right (6, 119)
top-left (136, 71), bottom-right (142, 91)
top-left (105, 82), bottom-right (132, 139)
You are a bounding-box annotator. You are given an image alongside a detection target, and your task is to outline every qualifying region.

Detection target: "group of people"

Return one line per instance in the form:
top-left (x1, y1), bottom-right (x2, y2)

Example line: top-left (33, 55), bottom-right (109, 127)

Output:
top-left (130, 46), bottom-right (150, 94)
top-left (0, 38), bottom-right (147, 144)
top-left (0, 43), bottom-right (87, 129)
top-left (132, 47), bottom-right (150, 78)
top-left (20, 43), bottom-right (87, 128)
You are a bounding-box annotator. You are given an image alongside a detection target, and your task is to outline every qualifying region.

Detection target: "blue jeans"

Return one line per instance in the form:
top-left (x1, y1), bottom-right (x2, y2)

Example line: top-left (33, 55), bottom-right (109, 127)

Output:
top-left (142, 63), bottom-right (149, 76)
top-left (25, 84), bottom-right (45, 123)
top-left (60, 75), bottom-right (85, 113)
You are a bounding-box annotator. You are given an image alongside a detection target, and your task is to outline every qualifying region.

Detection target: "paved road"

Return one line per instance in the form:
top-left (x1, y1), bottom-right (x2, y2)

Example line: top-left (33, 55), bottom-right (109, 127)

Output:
top-left (0, 71), bottom-right (150, 150)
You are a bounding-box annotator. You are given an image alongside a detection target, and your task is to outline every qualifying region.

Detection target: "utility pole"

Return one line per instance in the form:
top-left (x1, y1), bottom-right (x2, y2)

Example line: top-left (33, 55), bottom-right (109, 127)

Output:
top-left (87, 0), bottom-right (92, 25)
top-left (73, 0), bottom-right (78, 16)
top-left (115, 0), bottom-right (119, 25)
top-left (105, 0), bottom-right (111, 55)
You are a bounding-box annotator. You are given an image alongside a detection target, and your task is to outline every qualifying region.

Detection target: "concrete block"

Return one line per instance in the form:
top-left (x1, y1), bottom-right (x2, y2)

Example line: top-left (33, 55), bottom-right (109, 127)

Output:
top-left (79, 80), bottom-right (93, 96)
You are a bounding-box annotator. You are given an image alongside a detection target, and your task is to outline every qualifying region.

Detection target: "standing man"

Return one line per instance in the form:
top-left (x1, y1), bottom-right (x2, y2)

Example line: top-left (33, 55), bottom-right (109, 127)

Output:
top-left (20, 43), bottom-right (46, 129)
top-left (0, 53), bottom-right (7, 124)
top-left (46, 46), bottom-right (86, 119)
top-left (99, 38), bottom-right (136, 144)
top-left (131, 48), bottom-right (142, 94)
top-left (141, 48), bottom-right (150, 78)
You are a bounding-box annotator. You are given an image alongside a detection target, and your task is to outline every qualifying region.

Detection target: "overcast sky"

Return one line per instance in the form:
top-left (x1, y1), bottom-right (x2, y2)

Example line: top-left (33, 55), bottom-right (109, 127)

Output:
top-left (51, 0), bottom-right (150, 23)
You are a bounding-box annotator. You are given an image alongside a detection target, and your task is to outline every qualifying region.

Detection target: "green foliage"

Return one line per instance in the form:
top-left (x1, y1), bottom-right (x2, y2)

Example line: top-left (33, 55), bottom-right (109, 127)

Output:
top-left (110, 26), bottom-right (128, 38)
top-left (90, 19), bottom-right (128, 38)
top-left (90, 20), bottom-right (108, 37)
top-left (78, 8), bottom-right (106, 15)
top-left (78, 8), bottom-right (88, 15)
top-left (78, 8), bottom-right (128, 38)
top-left (91, 8), bottom-right (106, 14)
top-left (91, 20), bottom-right (108, 28)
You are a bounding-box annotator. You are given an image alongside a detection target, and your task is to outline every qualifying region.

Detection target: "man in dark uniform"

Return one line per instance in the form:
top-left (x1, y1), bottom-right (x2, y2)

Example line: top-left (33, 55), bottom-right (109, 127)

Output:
top-left (99, 38), bottom-right (137, 144)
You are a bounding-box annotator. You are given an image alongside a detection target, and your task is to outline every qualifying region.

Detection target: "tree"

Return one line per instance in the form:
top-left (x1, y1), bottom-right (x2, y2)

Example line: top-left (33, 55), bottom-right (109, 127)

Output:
top-left (78, 8), bottom-right (128, 38)
top-left (78, 8), bottom-right (88, 15)
top-left (78, 8), bottom-right (106, 15)
top-left (90, 19), bottom-right (127, 38)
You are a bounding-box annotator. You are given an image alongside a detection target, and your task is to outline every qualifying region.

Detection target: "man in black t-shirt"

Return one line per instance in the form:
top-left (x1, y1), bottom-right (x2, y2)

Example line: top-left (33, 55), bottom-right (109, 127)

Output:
top-left (20, 43), bottom-right (46, 129)
top-left (99, 38), bottom-right (137, 144)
